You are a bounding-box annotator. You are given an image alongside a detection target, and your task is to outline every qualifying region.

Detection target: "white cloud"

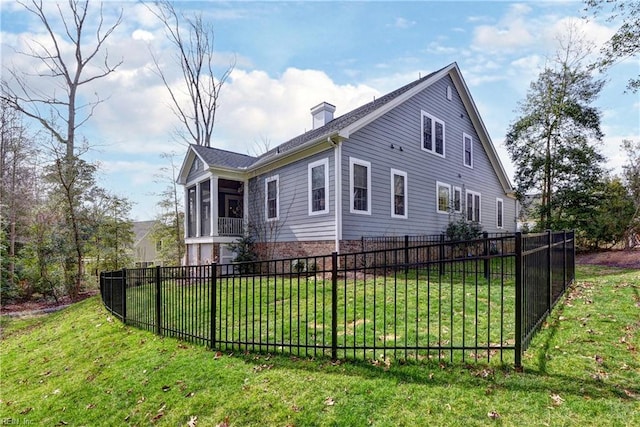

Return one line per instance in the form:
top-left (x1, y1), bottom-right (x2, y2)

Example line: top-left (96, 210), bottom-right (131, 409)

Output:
top-left (472, 4), bottom-right (534, 52)
top-left (132, 29), bottom-right (154, 41)
top-left (392, 17), bottom-right (416, 29)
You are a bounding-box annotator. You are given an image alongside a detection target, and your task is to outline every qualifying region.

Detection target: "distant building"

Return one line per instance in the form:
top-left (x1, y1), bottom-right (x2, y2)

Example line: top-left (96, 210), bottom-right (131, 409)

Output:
top-left (132, 220), bottom-right (163, 268)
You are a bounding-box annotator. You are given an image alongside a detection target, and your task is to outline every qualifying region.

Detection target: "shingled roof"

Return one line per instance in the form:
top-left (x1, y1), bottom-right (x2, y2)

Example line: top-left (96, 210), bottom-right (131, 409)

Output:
top-left (191, 66), bottom-right (443, 170)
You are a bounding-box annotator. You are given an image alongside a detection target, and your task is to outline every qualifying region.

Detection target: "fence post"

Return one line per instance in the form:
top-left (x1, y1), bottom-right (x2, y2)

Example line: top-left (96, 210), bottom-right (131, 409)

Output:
top-left (547, 230), bottom-right (552, 313)
top-left (122, 268), bottom-right (127, 324)
top-left (155, 265), bottom-right (162, 337)
top-left (483, 231), bottom-right (490, 280)
top-left (514, 232), bottom-right (523, 369)
top-left (210, 263), bottom-right (217, 350)
top-left (439, 234), bottom-right (445, 276)
top-left (331, 252), bottom-right (338, 361)
top-left (404, 235), bottom-right (409, 274)
top-left (562, 230), bottom-right (567, 293)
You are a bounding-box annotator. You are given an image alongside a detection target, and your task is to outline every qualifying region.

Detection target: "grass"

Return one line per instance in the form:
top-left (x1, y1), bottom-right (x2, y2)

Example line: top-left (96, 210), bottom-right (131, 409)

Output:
top-left (122, 259), bottom-right (516, 365)
top-left (1, 265), bottom-right (638, 426)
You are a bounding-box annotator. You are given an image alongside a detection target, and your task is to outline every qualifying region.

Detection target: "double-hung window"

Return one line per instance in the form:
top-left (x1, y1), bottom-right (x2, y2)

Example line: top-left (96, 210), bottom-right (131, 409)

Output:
top-left (308, 158), bottom-right (329, 215)
top-left (421, 111), bottom-right (445, 157)
top-left (350, 158), bottom-right (371, 214)
top-left (436, 181), bottom-right (451, 214)
top-left (453, 186), bottom-right (462, 213)
top-left (463, 133), bottom-right (473, 168)
top-left (496, 198), bottom-right (504, 229)
top-left (265, 175), bottom-right (279, 220)
top-left (391, 169), bottom-right (407, 218)
top-left (466, 190), bottom-right (481, 223)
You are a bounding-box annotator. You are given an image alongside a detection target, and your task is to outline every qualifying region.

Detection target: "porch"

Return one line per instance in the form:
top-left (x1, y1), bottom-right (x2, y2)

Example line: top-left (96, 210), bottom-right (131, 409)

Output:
top-left (187, 177), bottom-right (246, 238)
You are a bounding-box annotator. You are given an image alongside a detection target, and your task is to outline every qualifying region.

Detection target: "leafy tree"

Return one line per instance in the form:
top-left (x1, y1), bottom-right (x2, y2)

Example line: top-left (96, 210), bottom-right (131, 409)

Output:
top-left (586, 0), bottom-right (640, 92)
top-left (1, 0), bottom-right (123, 299)
top-left (621, 139), bottom-right (640, 247)
top-left (505, 29), bottom-right (606, 235)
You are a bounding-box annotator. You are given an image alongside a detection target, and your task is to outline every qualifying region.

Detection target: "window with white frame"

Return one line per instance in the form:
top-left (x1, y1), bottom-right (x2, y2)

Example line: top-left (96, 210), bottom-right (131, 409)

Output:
top-left (466, 190), bottom-right (481, 223)
top-left (436, 181), bottom-right (451, 214)
top-left (463, 133), bottom-right (473, 168)
top-left (350, 158), bottom-right (371, 214)
top-left (421, 111), bottom-right (445, 157)
top-left (496, 198), bottom-right (504, 229)
top-left (391, 169), bottom-right (407, 218)
top-left (453, 186), bottom-right (462, 213)
top-left (265, 175), bottom-right (279, 220)
top-left (187, 185), bottom-right (197, 237)
top-left (308, 158), bottom-right (329, 215)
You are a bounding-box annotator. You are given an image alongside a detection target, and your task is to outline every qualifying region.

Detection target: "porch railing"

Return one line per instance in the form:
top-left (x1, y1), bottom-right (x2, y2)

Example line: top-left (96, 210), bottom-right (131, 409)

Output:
top-left (218, 217), bottom-right (243, 236)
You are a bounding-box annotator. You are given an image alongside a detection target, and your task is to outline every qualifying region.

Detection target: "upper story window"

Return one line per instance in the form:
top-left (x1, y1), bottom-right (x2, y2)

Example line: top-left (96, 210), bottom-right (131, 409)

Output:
top-left (463, 133), bottom-right (473, 168)
top-left (466, 190), bottom-right (481, 223)
top-left (436, 181), bottom-right (451, 214)
top-left (391, 169), bottom-right (407, 218)
top-left (308, 158), bottom-right (329, 215)
top-left (496, 198), bottom-right (504, 229)
top-left (265, 175), bottom-right (279, 220)
top-left (187, 185), bottom-right (197, 237)
top-left (421, 111), bottom-right (445, 157)
top-left (350, 157), bottom-right (371, 214)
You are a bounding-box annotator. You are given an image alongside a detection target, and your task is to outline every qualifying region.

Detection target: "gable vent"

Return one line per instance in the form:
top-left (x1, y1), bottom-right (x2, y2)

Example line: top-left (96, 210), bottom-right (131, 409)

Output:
top-left (311, 102), bottom-right (336, 129)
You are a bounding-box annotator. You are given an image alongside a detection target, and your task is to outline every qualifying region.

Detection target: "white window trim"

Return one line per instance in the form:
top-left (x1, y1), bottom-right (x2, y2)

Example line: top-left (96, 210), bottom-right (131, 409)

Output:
top-left (308, 158), bottom-right (330, 216)
top-left (436, 181), bottom-right (451, 214)
top-left (496, 198), bottom-right (504, 229)
top-left (421, 110), bottom-right (446, 158)
top-left (463, 132), bottom-right (473, 169)
top-left (466, 189), bottom-right (482, 223)
top-left (265, 175), bottom-right (279, 221)
top-left (453, 186), bottom-right (462, 213)
top-left (349, 157), bottom-right (371, 215)
top-left (390, 169), bottom-right (408, 219)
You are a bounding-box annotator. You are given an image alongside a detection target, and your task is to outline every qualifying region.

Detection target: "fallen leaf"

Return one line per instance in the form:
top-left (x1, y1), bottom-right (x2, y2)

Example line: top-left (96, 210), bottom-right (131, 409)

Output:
top-left (185, 392), bottom-right (195, 398)
top-left (550, 394), bottom-right (564, 406)
top-left (187, 415), bottom-right (198, 427)
top-left (324, 397), bottom-right (335, 406)
top-left (86, 403), bottom-right (95, 409)
top-left (487, 411), bottom-right (501, 419)
top-left (20, 407), bottom-right (32, 415)
top-left (595, 355), bottom-right (604, 364)
top-left (162, 385), bottom-right (171, 392)
top-left (56, 422), bottom-right (68, 426)
top-left (216, 416), bottom-right (230, 427)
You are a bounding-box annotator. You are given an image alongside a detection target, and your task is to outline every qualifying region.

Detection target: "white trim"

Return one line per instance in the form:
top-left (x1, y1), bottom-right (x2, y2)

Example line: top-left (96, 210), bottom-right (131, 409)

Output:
top-left (308, 158), bottom-right (330, 216)
top-left (446, 85), bottom-right (452, 101)
top-left (349, 157), bottom-right (371, 215)
top-left (421, 111), bottom-right (446, 158)
top-left (496, 198), bottom-right (504, 229)
top-left (466, 189), bottom-right (482, 223)
top-left (453, 186), bottom-right (462, 213)
top-left (463, 132), bottom-right (473, 169)
top-left (211, 177), bottom-right (218, 236)
top-left (334, 142), bottom-right (343, 250)
top-left (265, 175), bottom-right (279, 221)
top-left (436, 181), bottom-right (451, 214)
top-left (390, 169), bottom-right (408, 219)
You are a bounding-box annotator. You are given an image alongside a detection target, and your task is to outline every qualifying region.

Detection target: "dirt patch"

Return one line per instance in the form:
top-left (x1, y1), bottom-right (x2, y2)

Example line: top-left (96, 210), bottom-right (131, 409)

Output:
top-left (1, 290), bottom-right (98, 317)
top-left (576, 249), bottom-right (640, 269)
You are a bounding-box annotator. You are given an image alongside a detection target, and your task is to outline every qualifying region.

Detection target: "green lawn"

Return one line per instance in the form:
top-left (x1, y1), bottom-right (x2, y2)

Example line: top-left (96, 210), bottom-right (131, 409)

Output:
top-left (1, 265), bottom-right (638, 426)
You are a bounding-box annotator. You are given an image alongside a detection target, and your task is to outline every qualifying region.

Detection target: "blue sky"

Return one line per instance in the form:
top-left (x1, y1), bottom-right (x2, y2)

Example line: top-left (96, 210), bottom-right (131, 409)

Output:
top-left (2, 1), bottom-right (638, 220)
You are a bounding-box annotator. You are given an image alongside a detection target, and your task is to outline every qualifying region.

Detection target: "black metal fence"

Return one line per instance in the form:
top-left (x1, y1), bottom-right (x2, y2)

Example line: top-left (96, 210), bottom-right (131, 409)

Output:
top-left (100, 231), bottom-right (574, 367)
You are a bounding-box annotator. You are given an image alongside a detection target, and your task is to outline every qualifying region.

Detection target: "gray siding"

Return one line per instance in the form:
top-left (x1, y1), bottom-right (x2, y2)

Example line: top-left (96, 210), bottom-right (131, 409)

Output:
top-left (186, 156), bottom-right (208, 183)
top-left (249, 149), bottom-right (336, 242)
top-left (341, 75), bottom-right (515, 239)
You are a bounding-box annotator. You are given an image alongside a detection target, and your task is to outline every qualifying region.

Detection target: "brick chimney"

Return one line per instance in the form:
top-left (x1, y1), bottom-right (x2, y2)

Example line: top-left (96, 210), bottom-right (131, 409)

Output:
top-left (310, 102), bottom-right (336, 129)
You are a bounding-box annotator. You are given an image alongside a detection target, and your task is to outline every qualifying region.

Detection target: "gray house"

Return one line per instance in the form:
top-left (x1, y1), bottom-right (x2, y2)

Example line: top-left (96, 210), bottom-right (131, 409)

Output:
top-left (177, 63), bottom-right (516, 266)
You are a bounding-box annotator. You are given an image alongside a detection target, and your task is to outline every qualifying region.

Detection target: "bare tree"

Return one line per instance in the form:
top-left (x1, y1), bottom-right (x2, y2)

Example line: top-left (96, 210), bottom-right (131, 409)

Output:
top-left (147, 0), bottom-right (234, 147)
top-left (152, 152), bottom-right (185, 265)
top-left (1, 0), bottom-right (123, 299)
top-left (1, 0), bottom-right (123, 161)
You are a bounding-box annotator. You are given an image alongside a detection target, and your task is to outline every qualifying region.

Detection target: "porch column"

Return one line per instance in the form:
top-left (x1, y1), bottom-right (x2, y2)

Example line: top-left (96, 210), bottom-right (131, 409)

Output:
top-left (212, 176), bottom-right (219, 236)
top-left (243, 179), bottom-right (249, 235)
